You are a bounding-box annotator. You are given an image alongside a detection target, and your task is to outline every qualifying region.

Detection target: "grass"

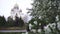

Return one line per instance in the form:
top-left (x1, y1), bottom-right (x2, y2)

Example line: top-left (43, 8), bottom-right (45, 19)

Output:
top-left (0, 32), bottom-right (25, 34)
top-left (0, 25), bottom-right (27, 30)
top-left (0, 32), bottom-right (35, 34)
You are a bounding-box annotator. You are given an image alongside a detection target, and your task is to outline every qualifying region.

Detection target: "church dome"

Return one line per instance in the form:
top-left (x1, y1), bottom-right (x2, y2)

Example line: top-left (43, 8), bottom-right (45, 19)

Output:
top-left (14, 4), bottom-right (19, 9)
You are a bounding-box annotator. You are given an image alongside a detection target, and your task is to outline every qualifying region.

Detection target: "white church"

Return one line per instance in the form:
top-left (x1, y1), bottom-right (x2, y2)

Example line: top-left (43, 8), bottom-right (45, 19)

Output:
top-left (11, 4), bottom-right (22, 20)
top-left (10, 4), bottom-right (30, 23)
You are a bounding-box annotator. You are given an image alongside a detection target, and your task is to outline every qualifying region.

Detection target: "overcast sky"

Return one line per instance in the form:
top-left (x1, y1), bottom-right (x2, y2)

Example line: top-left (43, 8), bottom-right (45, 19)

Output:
top-left (0, 0), bottom-right (32, 18)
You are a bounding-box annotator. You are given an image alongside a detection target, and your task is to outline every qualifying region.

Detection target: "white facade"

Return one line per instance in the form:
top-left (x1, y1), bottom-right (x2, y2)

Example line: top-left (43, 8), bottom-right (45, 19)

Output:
top-left (10, 4), bottom-right (31, 23)
top-left (11, 4), bottom-right (22, 20)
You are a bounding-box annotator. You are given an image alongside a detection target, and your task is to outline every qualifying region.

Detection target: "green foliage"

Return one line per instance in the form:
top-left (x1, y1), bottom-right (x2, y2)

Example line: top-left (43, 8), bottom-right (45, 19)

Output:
top-left (0, 32), bottom-right (23, 34)
top-left (0, 16), bottom-right (6, 27)
top-left (15, 14), bottom-right (24, 27)
top-left (6, 16), bottom-right (15, 27)
top-left (0, 15), bottom-right (25, 27)
top-left (19, 17), bottom-right (24, 27)
top-left (28, 0), bottom-right (60, 34)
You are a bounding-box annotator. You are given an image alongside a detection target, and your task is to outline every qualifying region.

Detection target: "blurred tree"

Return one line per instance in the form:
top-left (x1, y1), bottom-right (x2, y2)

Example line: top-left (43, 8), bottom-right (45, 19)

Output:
top-left (15, 14), bottom-right (24, 27)
top-left (0, 16), bottom-right (6, 27)
top-left (7, 16), bottom-right (14, 27)
top-left (15, 14), bottom-right (20, 26)
top-left (19, 17), bottom-right (24, 27)
top-left (28, 0), bottom-right (60, 34)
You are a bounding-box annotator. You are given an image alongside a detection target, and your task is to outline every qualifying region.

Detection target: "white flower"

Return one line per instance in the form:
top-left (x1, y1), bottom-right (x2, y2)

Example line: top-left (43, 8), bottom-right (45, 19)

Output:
top-left (33, 21), bottom-right (37, 25)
